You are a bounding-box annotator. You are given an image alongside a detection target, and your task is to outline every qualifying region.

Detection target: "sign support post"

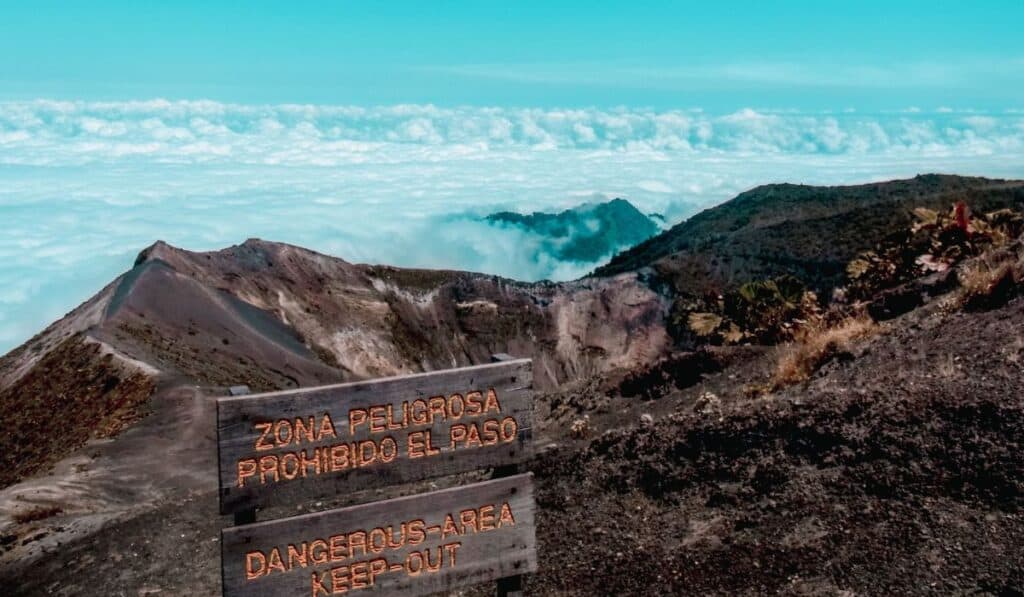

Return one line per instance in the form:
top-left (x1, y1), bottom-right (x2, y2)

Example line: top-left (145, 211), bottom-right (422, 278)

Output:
top-left (227, 385), bottom-right (258, 527)
top-left (491, 353), bottom-right (525, 597)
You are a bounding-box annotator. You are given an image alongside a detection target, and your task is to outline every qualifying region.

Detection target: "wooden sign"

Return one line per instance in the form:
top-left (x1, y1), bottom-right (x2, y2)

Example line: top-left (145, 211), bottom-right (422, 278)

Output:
top-left (221, 473), bottom-right (537, 597)
top-left (216, 359), bottom-right (533, 514)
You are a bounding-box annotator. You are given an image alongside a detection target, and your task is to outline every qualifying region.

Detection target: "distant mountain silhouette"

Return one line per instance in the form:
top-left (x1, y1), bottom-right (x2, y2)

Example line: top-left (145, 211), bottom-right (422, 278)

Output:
top-left (486, 198), bottom-right (660, 263)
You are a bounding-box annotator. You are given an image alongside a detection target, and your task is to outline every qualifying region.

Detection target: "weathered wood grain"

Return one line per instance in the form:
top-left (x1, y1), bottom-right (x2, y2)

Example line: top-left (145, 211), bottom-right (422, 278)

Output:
top-left (221, 474), bottom-right (537, 597)
top-left (216, 359), bottom-right (533, 514)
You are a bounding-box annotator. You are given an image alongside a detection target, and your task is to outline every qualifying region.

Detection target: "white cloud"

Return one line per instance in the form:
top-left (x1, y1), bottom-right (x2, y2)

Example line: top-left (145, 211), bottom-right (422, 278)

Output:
top-left (3, 100), bottom-right (1022, 165)
top-left (637, 180), bottom-right (674, 193)
top-left (0, 99), bottom-right (1023, 354)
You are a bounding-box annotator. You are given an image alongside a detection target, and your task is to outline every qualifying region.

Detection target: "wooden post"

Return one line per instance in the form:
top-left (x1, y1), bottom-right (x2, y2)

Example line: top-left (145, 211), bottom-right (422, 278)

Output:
top-left (223, 384), bottom-right (256, 596)
top-left (227, 384), bottom-right (257, 527)
top-left (492, 353), bottom-right (525, 596)
top-left (496, 574), bottom-right (524, 597)
top-left (490, 352), bottom-right (516, 363)
top-left (232, 509), bottom-right (255, 526)
top-left (491, 463), bottom-right (525, 596)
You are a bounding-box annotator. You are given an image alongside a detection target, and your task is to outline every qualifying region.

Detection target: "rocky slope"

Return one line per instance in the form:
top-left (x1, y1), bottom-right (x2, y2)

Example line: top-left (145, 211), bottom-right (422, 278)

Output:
top-left (2, 174), bottom-right (1024, 595)
top-left (597, 174), bottom-right (1024, 297)
top-left (524, 296), bottom-right (1024, 595)
top-left (0, 237), bottom-right (671, 487)
top-left (0, 234), bottom-right (672, 584)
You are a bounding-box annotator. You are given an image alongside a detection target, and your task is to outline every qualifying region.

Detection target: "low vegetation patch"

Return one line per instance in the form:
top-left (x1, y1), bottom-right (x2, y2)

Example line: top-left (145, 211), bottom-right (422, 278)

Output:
top-left (679, 202), bottom-right (1024, 395)
top-left (768, 315), bottom-right (878, 391)
top-left (956, 247), bottom-right (1024, 311)
top-left (0, 335), bottom-right (155, 488)
top-left (677, 275), bottom-right (822, 346)
top-left (13, 505), bottom-right (63, 525)
top-left (844, 202), bottom-right (1024, 302)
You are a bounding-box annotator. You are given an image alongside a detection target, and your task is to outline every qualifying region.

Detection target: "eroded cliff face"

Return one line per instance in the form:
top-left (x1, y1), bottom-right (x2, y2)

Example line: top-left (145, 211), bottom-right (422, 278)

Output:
top-left (0, 238), bottom-right (671, 490)
top-left (116, 238), bottom-right (671, 390)
top-left (0, 238), bottom-right (671, 576)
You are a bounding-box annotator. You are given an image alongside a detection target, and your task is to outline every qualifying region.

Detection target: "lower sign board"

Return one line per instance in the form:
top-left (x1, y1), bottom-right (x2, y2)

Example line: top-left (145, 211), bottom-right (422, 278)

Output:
top-left (221, 473), bottom-right (537, 596)
top-left (216, 359), bottom-right (533, 514)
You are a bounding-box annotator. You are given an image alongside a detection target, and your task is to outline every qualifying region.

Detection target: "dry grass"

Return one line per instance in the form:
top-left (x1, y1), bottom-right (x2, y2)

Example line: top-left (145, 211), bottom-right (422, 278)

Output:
top-left (769, 315), bottom-right (878, 391)
top-left (956, 253), bottom-right (1023, 310)
top-left (0, 336), bottom-right (155, 488)
top-left (569, 415), bottom-right (591, 439)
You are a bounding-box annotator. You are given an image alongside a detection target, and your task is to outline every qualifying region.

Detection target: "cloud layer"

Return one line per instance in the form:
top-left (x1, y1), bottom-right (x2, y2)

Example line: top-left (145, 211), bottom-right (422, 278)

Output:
top-left (2, 100), bottom-right (1024, 162)
top-left (1, 99), bottom-right (1023, 353)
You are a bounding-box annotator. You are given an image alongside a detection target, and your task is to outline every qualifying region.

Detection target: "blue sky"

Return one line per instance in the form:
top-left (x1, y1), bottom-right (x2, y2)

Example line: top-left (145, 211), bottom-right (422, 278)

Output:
top-left (2, 1), bottom-right (1022, 110)
top-left (1, 2), bottom-right (1024, 354)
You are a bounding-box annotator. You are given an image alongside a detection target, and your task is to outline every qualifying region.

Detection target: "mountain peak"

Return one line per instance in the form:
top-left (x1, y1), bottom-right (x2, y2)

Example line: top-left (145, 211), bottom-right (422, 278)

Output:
top-left (486, 197), bottom-right (659, 264)
top-left (133, 240), bottom-right (177, 266)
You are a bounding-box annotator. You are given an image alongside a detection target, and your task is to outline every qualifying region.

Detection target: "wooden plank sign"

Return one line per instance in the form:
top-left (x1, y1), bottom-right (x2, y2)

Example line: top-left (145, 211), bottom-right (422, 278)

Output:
top-left (221, 473), bottom-right (537, 597)
top-left (216, 359), bottom-right (533, 514)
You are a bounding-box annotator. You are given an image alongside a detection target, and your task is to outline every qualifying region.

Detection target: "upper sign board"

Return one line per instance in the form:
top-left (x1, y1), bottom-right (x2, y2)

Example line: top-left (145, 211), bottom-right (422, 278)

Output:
top-left (216, 359), bottom-right (533, 514)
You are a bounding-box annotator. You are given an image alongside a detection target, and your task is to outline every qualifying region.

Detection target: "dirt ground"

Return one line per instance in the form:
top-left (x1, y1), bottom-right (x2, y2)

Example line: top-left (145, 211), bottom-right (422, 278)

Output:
top-left (5, 175), bottom-right (1024, 595)
top-left (4, 290), bottom-right (1023, 596)
top-left (520, 296), bottom-right (1024, 596)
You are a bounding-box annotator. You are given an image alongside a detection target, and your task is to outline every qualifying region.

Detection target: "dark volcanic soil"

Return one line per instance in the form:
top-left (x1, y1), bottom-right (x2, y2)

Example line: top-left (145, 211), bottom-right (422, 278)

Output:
top-left (6, 295), bottom-right (1023, 596)
top-left (521, 297), bottom-right (1024, 596)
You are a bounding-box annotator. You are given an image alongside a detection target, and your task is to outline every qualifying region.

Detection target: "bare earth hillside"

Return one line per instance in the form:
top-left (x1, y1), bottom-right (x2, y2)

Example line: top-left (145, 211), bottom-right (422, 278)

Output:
top-left (2, 174), bottom-right (1023, 595)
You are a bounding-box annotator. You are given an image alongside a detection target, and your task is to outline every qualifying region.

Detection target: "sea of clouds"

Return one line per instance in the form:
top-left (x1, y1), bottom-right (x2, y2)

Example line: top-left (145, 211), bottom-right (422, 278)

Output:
top-left (1, 99), bottom-right (1023, 353)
